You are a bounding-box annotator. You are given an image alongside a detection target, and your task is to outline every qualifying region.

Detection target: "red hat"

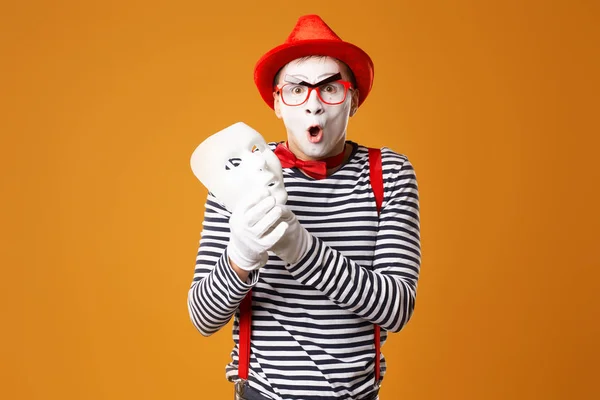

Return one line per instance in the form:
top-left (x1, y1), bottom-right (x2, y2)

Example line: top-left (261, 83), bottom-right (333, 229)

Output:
top-left (254, 15), bottom-right (374, 110)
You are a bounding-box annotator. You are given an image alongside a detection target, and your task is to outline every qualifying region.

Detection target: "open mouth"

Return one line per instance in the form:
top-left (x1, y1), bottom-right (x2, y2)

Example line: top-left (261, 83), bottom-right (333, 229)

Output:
top-left (307, 125), bottom-right (323, 143)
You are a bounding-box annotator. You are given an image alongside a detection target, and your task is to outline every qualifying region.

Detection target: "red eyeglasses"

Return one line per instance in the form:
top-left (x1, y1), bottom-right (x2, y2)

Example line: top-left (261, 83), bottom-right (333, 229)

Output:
top-left (275, 73), bottom-right (353, 106)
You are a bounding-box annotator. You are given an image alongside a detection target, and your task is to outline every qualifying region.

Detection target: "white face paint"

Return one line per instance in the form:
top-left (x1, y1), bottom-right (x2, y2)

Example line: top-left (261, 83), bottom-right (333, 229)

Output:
top-left (276, 57), bottom-right (354, 160)
top-left (190, 122), bottom-right (287, 212)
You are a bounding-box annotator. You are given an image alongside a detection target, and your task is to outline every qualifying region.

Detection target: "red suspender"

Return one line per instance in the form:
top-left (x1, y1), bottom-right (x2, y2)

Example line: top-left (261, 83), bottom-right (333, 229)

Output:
top-left (237, 148), bottom-right (384, 384)
top-left (238, 290), bottom-right (252, 380)
top-left (368, 148), bottom-right (383, 385)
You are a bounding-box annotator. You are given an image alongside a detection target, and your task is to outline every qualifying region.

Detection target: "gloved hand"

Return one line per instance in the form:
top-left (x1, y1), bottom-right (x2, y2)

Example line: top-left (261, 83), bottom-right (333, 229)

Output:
top-left (270, 206), bottom-right (312, 265)
top-left (227, 188), bottom-right (288, 271)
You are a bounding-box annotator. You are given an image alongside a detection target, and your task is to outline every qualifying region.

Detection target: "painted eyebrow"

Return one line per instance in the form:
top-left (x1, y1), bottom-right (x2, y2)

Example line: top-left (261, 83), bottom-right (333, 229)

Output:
top-left (317, 72), bottom-right (338, 80)
top-left (283, 73), bottom-right (342, 87)
top-left (283, 75), bottom-right (304, 84)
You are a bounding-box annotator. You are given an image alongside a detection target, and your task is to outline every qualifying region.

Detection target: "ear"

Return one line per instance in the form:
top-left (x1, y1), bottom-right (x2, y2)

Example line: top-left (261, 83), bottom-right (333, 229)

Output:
top-left (349, 89), bottom-right (360, 117)
top-left (273, 91), bottom-right (282, 119)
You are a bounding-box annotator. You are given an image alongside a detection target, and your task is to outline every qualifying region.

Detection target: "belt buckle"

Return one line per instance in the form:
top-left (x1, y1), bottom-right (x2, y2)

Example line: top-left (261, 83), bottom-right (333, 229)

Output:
top-left (234, 379), bottom-right (248, 399)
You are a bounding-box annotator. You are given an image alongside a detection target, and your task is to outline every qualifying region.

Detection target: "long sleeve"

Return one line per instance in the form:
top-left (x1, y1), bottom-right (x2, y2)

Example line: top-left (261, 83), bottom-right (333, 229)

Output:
top-left (187, 193), bottom-right (259, 336)
top-left (286, 154), bottom-right (421, 332)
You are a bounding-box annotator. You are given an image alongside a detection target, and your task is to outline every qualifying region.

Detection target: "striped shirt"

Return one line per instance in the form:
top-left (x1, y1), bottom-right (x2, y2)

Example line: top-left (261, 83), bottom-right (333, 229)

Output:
top-left (188, 141), bottom-right (421, 399)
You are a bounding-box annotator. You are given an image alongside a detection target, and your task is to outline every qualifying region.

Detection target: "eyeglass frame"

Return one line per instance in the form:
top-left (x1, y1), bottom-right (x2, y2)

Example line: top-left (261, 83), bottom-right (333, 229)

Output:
top-left (274, 73), bottom-right (354, 106)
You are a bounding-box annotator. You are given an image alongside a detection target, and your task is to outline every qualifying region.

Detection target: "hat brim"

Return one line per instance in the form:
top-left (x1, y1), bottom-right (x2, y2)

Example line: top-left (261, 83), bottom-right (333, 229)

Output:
top-left (254, 40), bottom-right (374, 110)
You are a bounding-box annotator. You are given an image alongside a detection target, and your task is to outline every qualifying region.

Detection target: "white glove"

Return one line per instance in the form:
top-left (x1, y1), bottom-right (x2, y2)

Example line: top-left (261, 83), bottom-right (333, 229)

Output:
top-left (227, 188), bottom-right (288, 271)
top-left (270, 206), bottom-right (312, 265)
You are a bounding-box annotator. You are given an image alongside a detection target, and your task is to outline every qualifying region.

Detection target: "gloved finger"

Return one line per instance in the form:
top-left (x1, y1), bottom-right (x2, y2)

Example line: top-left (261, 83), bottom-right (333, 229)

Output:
top-left (259, 220), bottom-right (289, 248)
top-left (278, 205), bottom-right (296, 223)
top-left (251, 205), bottom-right (283, 237)
top-left (246, 195), bottom-right (276, 227)
top-left (234, 187), bottom-right (271, 216)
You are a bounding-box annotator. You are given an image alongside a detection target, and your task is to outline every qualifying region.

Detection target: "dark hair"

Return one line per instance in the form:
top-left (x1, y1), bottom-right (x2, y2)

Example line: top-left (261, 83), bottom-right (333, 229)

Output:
top-left (272, 56), bottom-right (357, 89)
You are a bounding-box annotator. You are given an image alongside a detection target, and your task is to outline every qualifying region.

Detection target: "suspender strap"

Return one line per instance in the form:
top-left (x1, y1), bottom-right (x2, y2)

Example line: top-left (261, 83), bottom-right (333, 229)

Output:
top-left (369, 148), bottom-right (383, 211)
top-left (368, 148), bottom-right (383, 385)
top-left (238, 290), bottom-right (252, 380)
top-left (237, 148), bottom-right (384, 385)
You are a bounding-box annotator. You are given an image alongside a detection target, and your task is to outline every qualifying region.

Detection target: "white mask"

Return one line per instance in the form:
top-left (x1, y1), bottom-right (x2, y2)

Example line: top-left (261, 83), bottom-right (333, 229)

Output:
top-left (190, 122), bottom-right (288, 212)
top-left (276, 56), bottom-right (354, 160)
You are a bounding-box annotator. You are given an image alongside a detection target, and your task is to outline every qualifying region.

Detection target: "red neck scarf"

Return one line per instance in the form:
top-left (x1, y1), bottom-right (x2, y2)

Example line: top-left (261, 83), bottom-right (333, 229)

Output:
top-left (274, 142), bottom-right (347, 180)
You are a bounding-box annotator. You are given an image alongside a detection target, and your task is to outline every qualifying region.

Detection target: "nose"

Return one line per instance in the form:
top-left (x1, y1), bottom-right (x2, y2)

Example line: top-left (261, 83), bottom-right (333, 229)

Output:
top-left (245, 151), bottom-right (267, 171)
top-left (304, 88), bottom-right (324, 115)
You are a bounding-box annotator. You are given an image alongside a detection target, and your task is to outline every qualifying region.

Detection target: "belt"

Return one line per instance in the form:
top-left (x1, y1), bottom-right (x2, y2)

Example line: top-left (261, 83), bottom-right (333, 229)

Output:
top-left (234, 380), bottom-right (380, 400)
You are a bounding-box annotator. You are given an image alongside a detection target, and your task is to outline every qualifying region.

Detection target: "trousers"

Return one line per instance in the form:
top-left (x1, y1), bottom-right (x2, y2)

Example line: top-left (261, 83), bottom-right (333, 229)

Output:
top-left (234, 380), bottom-right (380, 400)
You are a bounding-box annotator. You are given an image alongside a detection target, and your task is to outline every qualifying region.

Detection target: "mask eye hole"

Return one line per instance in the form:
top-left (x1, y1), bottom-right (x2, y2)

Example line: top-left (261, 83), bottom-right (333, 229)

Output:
top-left (225, 157), bottom-right (241, 171)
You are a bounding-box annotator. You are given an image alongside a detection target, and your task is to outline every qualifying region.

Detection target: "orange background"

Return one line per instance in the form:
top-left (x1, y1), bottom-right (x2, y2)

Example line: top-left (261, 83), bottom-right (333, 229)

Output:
top-left (1, 0), bottom-right (599, 399)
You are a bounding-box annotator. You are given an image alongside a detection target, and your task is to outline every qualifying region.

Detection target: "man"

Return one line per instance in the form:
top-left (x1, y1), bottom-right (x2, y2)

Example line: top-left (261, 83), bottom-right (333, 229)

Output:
top-left (188, 15), bottom-right (421, 400)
